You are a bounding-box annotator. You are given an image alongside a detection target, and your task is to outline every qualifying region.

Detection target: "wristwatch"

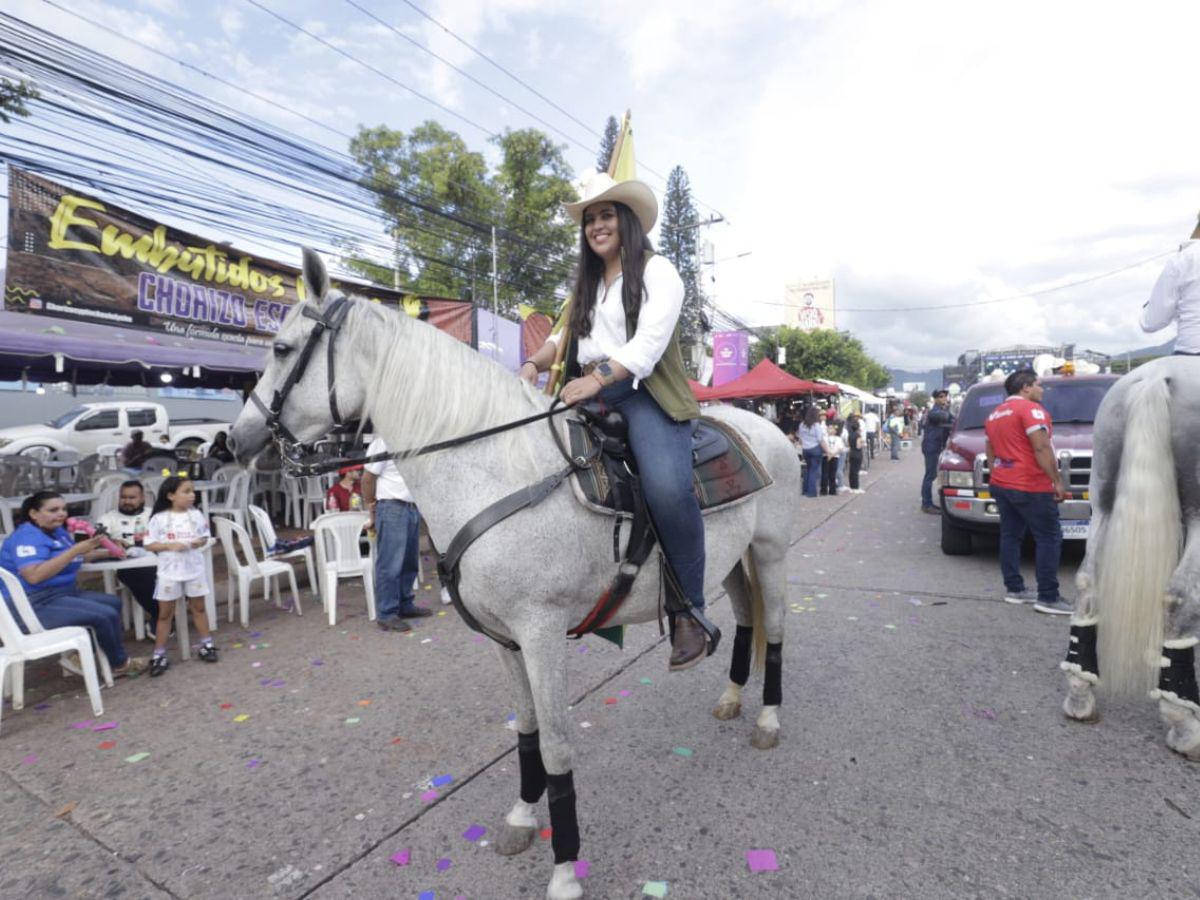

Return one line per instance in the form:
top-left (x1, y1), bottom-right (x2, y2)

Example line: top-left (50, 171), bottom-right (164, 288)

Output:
top-left (595, 361), bottom-right (614, 384)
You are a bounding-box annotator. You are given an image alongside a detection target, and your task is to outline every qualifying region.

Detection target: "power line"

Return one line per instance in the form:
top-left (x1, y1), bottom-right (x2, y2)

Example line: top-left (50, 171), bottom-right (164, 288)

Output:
top-left (243, 0), bottom-right (497, 140)
top-left (344, 0), bottom-right (594, 151)
top-left (384, 0), bottom-right (727, 218)
top-left (750, 250), bottom-right (1174, 313)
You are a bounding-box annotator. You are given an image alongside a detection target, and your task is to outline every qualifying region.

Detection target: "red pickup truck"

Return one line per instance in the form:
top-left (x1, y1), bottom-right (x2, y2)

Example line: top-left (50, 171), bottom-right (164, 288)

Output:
top-left (937, 373), bottom-right (1119, 555)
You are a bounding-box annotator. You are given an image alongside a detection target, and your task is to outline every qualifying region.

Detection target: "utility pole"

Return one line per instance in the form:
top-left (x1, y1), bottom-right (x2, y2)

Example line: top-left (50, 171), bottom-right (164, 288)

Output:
top-left (393, 229), bottom-right (401, 291)
top-left (491, 226), bottom-right (500, 362)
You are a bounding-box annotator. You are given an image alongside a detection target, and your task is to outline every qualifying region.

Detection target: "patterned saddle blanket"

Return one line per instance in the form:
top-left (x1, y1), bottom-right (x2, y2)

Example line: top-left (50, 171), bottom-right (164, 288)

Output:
top-left (566, 413), bottom-right (773, 516)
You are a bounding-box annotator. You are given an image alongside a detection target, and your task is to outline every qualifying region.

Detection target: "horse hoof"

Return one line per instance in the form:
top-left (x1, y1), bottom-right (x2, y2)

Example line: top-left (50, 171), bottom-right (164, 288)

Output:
top-left (750, 726), bottom-right (779, 750)
top-left (494, 823), bottom-right (537, 856)
top-left (547, 861), bottom-right (583, 899)
top-left (712, 701), bottom-right (741, 720)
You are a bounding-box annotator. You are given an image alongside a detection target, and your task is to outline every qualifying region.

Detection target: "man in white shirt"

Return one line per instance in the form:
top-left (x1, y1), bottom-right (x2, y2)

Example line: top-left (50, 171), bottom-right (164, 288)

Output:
top-left (1141, 217), bottom-right (1200, 355)
top-left (96, 479), bottom-right (158, 630)
top-left (862, 409), bottom-right (880, 466)
top-left (362, 436), bottom-right (430, 632)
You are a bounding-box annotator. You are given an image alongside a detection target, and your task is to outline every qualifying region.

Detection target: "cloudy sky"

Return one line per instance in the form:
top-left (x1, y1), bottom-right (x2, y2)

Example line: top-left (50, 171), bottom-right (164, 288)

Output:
top-left (4, 0), bottom-right (1198, 370)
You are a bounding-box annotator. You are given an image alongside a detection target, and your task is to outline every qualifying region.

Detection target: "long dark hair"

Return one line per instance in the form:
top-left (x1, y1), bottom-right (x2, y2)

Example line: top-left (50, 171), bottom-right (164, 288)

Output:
top-left (19, 490), bottom-right (62, 526)
top-left (567, 201), bottom-right (654, 339)
top-left (152, 476), bottom-right (191, 516)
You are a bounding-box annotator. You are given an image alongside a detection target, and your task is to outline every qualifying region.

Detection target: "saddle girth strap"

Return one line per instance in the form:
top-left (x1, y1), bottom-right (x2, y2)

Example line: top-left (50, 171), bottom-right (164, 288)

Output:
top-left (568, 472), bottom-right (657, 638)
top-left (437, 461), bottom-right (581, 652)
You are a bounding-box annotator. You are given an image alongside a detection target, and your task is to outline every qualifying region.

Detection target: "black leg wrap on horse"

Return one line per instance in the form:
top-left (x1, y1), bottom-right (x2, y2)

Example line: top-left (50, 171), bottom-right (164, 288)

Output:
top-left (730, 625), bottom-right (754, 687)
top-left (517, 730), bottom-right (547, 804)
top-left (1065, 624), bottom-right (1099, 678)
top-left (546, 771), bottom-right (580, 864)
top-left (1159, 645), bottom-right (1200, 706)
top-left (763, 642), bottom-right (783, 706)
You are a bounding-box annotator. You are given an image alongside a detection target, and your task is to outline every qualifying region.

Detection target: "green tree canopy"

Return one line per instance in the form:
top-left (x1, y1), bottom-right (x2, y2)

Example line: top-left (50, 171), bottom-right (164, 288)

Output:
top-left (346, 121), bottom-right (575, 316)
top-left (349, 121), bottom-right (496, 299)
top-left (908, 389), bottom-right (930, 409)
top-left (490, 128), bottom-right (577, 313)
top-left (0, 78), bottom-right (37, 124)
top-left (596, 115), bottom-right (619, 173)
top-left (659, 165), bottom-right (705, 375)
top-left (751, 326), bottom-right (891, 390)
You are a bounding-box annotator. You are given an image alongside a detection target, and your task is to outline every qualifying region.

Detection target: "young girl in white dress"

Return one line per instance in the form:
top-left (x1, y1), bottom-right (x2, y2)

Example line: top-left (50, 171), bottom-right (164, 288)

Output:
top-left (144, 477), bottom-right (218, 676)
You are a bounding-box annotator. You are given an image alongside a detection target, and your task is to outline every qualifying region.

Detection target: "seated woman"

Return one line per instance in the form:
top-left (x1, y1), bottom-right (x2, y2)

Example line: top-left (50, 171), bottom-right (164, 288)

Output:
top-left (0, 491), bottom-right (147, 676)
top-left (206, 431), bottom-right (236, 464)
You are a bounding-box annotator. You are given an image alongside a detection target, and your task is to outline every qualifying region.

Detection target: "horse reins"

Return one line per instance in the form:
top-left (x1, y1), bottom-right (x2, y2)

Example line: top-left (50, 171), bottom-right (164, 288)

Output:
top-left (248, 295), bottom-right (580, 477)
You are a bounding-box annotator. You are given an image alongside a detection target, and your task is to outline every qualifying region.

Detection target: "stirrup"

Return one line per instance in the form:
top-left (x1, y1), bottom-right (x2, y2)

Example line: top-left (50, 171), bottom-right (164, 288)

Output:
top-left (676, 607), bottom-right (722, 656)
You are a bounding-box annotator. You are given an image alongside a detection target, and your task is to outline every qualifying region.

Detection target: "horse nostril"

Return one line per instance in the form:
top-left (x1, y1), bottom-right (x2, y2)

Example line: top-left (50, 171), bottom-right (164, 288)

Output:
top-left (227, 434), bottom-right (238, 454)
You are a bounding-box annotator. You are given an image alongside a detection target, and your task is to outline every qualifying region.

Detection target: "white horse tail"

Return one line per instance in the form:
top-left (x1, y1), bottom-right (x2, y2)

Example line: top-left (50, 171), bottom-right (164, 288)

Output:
top-left (1096, 372), bottom-right (1182, 697)
top-left (742, 551), bottom-right (768, 672)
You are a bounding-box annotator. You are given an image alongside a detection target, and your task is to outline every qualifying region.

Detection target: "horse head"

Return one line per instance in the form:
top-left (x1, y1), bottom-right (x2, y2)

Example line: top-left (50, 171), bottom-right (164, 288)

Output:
top-left (230, 248), bottom-right (367, 466)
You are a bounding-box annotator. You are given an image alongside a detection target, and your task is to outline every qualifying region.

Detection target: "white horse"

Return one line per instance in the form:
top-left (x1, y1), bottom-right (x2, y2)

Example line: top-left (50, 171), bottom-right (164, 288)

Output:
top-left (230, 250), bottom-right (800, 899)
top-left (1060, 356), bottom-right (1200, 759)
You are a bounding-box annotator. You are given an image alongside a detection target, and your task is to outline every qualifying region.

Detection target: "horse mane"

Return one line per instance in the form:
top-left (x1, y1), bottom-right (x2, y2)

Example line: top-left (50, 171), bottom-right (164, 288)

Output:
top-left (346, 298), bottom-right (552, 473)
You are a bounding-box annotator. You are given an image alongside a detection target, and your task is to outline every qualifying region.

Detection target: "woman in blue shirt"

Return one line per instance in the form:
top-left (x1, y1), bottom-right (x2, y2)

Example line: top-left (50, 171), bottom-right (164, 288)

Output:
top-left (0, 491), bottom-right (145, 676)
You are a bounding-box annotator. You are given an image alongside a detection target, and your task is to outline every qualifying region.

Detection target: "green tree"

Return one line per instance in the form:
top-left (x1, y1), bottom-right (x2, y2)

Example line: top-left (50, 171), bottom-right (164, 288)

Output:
top-left (348, 121), bottom-right (497, 299)
top-left (659, 165), bottom-right (705, 376)
top-left (596, 115), bottom-right (619, 173)
top-left (490, 128), bottom-right (577, 314)
top-left (0, 78), bottom-right (38, 124)
top-left (751, 327), bottom-right (891, 390)
top-left (908, 389), bottom-right (930, 409)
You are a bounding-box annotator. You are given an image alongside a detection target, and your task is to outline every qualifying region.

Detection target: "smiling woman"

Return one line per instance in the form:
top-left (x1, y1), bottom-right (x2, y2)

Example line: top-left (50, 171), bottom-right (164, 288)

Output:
top-left (0, 490), bottom-right (146, 677)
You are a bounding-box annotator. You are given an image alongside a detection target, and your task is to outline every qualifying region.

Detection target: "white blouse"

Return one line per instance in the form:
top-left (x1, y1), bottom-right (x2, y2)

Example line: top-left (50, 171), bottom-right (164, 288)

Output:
top-left (549, 254), bottom-right (685, 384)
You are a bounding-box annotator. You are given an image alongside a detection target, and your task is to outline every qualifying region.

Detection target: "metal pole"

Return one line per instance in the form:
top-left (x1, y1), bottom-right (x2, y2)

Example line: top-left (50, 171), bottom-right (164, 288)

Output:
top-left (393, 230), bottom-right (401, 291)
top-left (491, 226), bottom-right (500, 362)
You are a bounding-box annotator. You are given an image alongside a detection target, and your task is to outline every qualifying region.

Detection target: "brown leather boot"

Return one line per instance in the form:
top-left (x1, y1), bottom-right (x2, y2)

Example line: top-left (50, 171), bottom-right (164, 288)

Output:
top-left (669, 615), bottom-right (708, 671)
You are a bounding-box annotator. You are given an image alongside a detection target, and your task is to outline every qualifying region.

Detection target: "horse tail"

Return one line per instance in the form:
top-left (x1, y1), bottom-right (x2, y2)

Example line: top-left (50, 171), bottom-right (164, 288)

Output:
top-left (742, 551), bottom-right (768, 672)
top-left (1096, 372), bottom-right (1182, 697)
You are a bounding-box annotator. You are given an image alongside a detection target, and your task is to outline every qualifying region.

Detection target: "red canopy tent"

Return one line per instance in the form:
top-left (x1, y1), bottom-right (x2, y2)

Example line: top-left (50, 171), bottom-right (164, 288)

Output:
top-left (690, 359), bottom-right (839, 401)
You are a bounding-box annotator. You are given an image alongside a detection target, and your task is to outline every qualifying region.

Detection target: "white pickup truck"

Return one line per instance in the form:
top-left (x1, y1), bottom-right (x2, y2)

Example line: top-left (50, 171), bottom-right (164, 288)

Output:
top-left (0, 402), bottom-right (232, 458)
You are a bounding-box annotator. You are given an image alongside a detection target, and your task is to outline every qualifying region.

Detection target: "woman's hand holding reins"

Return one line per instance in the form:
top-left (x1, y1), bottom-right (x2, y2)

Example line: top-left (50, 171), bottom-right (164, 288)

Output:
top-left (560, 374), bottom-right (604, 407)
top-left (518, 360), bottom-right (539, 385)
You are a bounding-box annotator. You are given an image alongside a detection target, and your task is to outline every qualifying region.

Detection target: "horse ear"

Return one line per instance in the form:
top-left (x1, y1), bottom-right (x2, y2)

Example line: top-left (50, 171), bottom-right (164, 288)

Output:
top-left (301, 247), bottom-right (331, 305)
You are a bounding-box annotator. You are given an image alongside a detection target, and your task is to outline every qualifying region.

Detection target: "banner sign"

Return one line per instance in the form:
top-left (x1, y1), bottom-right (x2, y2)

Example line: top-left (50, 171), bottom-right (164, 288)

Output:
top-left (712, 330), bottom-right (750, 386)
top-left (783, 278), bottom-right (836, 332)
top-left (3, 167), bottom-right (472, 347)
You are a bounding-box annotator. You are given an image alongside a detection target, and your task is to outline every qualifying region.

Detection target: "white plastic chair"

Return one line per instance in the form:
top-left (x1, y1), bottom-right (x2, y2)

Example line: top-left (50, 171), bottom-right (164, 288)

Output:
top-left (212, 516), bottom-right (301, 628)
top-left (248, 504), bottom-right (319, 601)
top-left (95, 443), bottom-right (124, 469)
top-left (0, 569), bottom-right (105, 734)
top-left (311, 511), bottom-right (375, 626)
top-left (208, 470), bottom-right (251, 530)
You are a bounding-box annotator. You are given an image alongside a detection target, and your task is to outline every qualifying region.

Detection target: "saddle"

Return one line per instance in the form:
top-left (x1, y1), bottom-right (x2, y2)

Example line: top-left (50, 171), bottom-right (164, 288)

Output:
top-left (562, 405), bottom-right (773, 648)
top-left (566, 408), bottom-right (773, 517)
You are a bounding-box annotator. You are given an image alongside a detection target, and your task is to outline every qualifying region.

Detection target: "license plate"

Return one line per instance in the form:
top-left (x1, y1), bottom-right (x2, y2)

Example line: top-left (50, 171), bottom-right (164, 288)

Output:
top-left (1062, 520), bottom-right (1090, 540)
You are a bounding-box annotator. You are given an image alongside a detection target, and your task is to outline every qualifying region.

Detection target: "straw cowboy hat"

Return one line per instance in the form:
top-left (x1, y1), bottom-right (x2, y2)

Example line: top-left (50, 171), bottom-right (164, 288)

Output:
top-left (565, 172), bottom-right (658, 233)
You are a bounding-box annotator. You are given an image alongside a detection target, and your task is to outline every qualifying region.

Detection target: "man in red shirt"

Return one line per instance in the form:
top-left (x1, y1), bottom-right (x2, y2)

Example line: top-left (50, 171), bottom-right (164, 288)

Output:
top-left (984, 369), bottom-right (1071, 615)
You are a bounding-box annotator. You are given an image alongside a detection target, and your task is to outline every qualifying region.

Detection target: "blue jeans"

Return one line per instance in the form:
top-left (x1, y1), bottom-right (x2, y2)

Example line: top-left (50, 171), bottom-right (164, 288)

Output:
top-left (802, 447), bottom-right (823, 497)
top-left (23, 587), bottom-right (128, 667)
top-left (890, 433), bottom-right (901, 459)
top-left (921, 450), bottom-right (940, 508)
top-left (599, 380), bottom-right (705, 610)
top-left (991, 486), bottom-right (1062, 602)
top-left (374, 499), bottom-right (422, 619)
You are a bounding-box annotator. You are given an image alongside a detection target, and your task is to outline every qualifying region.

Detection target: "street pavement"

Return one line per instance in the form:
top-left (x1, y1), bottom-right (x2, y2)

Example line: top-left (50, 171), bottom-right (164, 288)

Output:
top-left (3, 446), bottom-right (1199, 899)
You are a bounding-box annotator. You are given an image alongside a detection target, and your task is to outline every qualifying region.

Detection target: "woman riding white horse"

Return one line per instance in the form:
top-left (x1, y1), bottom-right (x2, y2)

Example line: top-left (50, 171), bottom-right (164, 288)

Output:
top-left (521, 173), bottom-right (710, 671)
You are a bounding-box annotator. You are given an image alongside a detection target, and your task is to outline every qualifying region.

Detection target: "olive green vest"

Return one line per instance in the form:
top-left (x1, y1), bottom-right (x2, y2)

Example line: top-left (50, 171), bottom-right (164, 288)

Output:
top-left (556, 258), bottom-right (700, 423)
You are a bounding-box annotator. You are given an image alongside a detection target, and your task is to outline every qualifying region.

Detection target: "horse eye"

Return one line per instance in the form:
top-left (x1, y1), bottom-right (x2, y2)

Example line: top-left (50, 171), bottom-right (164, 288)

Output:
top-left (273, 342), bottom-right (292, 358)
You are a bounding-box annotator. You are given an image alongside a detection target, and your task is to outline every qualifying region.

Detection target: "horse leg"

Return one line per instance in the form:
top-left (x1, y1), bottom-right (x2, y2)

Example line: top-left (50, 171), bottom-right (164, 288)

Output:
top-left (519, 625), bottom-right (583, 900)
top-left (713, 560), bottom-right (754, 721)
top-left (1062, 508), bottom-right (1107, 723)
top-left (494, 648), bottom-right (543, 857)
top-left (1157, 515), bottom-right (1200, 761)
top-left (749, 548), bottom-right (787, 750)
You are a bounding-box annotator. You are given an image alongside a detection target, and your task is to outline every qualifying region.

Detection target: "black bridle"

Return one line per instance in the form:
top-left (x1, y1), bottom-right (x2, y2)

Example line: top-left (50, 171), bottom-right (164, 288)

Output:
top-left (248, 295), bottom-right (577, 476)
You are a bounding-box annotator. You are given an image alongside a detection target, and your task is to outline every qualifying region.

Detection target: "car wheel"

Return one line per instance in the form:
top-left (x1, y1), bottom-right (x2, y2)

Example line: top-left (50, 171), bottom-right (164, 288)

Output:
top-left (940, 513), bottom-right (973, 555)
top-left (19, 445), bottom-right (55, 461)
top-left (175, 438), bottom-right (203, 459)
